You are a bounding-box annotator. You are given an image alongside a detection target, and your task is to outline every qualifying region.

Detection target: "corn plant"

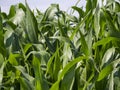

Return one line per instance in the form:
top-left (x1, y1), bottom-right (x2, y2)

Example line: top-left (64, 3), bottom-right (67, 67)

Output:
top-left (0, 0), bottom-right (120, 90)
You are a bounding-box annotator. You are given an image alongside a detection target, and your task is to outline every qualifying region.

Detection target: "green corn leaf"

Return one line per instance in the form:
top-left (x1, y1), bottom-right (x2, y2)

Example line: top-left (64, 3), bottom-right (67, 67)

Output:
top-left (93, 37), bottom-right (120, 49)
top-left (45, 37), bottom-right (55, 53)
top-left (50, 56), bottom-right (86, 90)
top-left (79, 30), bottom-right (89, 56)
top-left (94, 4), bottom-right (100, 39)
top-left (0, 61), bottom-right (6, 86)
top-left (50, 81), bottom-right (59, 90)
top-left (42, 4), bottom-right (59, 21)
top-left (46, 45), bottom-right (62, 77)
top-left (0, 9), bottom-right (6, 56)
top-left (33, 56), bottom-right (49, 90)
top-left (12, 8), bottom-right (25, 25)
top-left (60, 67), bottom-right (75, 90)
top-left (100, 47), bottom-right (115, 69)
top-left (114, 2), bottom-right (120, 12)
top-left (50, 36), bottom-right (71, 44)
top-left (0, 8), bottom-right (2, 30)
top-left (70, 10), bottom-right (91, 40)
top-left (25, 3), bottom-right (38, 43)
top-left (14, 66), bottom-right (34, 83)
top-left (86, 29), bottom-right (92, 56)
top-left (53, 45), bottom-right (61, 81)
top-left (8, 5), bottom-right (16, 19)
top-left (103, 9), bottom-right (120, 38)
top-left (97, 58), bottom-right (120, 81)
top-left (8, 53), bottom-right (19, 66)
top-left (0, 54), bottom-right (4, 67)
top-left (62, 43), bottom-right (72, 67)
top-left (23, 44), bottom-right (32, 54)
top-left (72, 6), bottom-right (84, 18)
top-left (19, 3), bottom-right (26, 12)
top-left (109, 71), bottom-right (114, 90)
top-left (19, 77), bottom-right (34, 90)
top-left (86, 0), bottom-right (92, 13)
top-left (59, 56), bottom-right (86, 80)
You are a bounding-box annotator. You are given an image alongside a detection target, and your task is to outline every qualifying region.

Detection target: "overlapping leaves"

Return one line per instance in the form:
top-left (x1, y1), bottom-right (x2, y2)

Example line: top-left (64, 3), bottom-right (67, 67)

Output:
top-left (0, 0), bottom-right (120, 90)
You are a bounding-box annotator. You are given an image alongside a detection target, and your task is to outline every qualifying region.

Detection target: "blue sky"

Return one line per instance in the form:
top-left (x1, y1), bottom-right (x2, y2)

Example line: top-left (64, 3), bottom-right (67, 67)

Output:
top-left (0, 0), bottom-right (86, 13)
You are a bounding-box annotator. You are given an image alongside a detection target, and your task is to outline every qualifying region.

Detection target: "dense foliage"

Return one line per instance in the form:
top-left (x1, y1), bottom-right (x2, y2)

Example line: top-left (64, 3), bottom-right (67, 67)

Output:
top-left (0, 0), bottom-right (120, 90)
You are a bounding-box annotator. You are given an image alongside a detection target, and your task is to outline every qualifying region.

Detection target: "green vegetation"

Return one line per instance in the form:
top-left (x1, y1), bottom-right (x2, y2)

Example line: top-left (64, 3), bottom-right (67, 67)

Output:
top-left (0, 0), bottom-right (120, 90)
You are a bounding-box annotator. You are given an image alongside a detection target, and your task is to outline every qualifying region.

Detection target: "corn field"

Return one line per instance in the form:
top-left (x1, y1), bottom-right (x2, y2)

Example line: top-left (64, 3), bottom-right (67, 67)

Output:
top-left (0, 0), bottom-right (120, 90)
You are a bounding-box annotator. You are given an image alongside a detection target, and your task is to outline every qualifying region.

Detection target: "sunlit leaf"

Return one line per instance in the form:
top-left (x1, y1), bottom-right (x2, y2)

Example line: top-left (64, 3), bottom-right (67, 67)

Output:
top-left (33, 56), bottom-right (49, 90)
top-left (25, 3), bottom-right (38, 43)
top-left (97, 58), bottom-right (120, 81)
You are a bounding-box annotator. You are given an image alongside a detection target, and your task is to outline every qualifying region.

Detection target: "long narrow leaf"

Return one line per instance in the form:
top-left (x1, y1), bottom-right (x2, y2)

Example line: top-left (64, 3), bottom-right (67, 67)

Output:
top-left (97, 58), bottom-right (120, 81)
top-left (25, 3), bottom-right (38, 43)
